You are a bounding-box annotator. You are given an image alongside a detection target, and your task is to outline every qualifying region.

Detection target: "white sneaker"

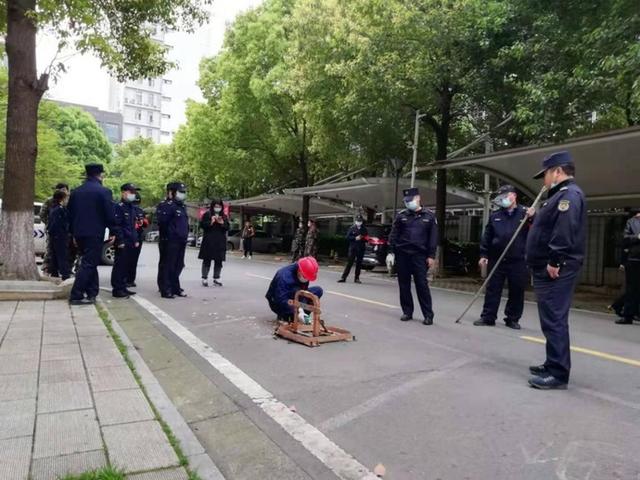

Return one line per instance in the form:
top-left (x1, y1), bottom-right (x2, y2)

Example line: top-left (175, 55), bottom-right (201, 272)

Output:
top-left (249, 255), bottom-right (252, 259)
top-left (201, 279), bottom-right (208, 287)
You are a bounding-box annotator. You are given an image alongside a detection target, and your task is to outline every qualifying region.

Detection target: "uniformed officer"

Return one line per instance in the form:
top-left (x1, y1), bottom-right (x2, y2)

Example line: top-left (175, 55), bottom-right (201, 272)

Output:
top-left (127, 192), bottom-right (148, 288)
top-left (110, 183), bottom-right (140, 298)
top-left (474, 185), bottom-right (531, 329)
top-left (67, 164), bottom-right (116, 305)
top-left (388, 187), bottom-right (438, 325)
top-left (156, 182), bottom-right (189, 299)
top-left (41, 183), bottom-right (69, 274)
top-left (526, 151), bottom-right (586, 390)
top-left (46, 190), bottom-right (71, 281)
top-left (619, 207), bottom-right (640, 324)
top-left (338, 215), bottom-right (368, 284)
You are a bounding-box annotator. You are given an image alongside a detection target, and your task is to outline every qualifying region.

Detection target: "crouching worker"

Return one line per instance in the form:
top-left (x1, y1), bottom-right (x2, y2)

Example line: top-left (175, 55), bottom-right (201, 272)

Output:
top-left (266, 256), bottom-right (323, 321)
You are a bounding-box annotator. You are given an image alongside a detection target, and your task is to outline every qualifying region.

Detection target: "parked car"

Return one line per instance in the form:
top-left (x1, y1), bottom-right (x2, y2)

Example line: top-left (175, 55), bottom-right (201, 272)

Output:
top-left (101, 228), bottom-right (115, 265)
top-left (361, 223), bottom-right (469, 274)
top-left (187, 232), bottom-right (197, 247)
top-left (227, 230), bottom-right (283, 253)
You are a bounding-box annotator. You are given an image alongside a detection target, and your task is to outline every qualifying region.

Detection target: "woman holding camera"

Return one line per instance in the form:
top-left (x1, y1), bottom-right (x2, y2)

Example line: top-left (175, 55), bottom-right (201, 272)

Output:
top-left (199, 200), bottom-right (229, 286)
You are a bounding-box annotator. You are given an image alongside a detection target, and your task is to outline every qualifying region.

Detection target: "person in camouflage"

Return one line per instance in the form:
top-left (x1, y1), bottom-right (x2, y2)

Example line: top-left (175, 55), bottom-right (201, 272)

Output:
top-left (291, 219), bottom-right (306, 262)
top-left (40, 183), bottom-right (69, 273)
top-left (304, 219), bottom-right (319, 259)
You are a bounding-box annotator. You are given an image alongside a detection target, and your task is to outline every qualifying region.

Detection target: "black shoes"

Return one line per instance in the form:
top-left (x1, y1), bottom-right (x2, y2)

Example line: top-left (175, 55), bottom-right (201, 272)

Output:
top-left (473, 319), bottom-right (495, 326)
top-left (529, 364), bottom-right (547, 375)
top-left (615, 318), bottom-right (634, 325)
top-left (125, 290), bottom-right (137, 296)
top-left (505, 320), bottom-right (521, 330)
top-left (69, 298), bottom-right (93, 306)
top-left (127, 282), bottom-right (137, 288)
top-left (213, 280), bottom-right (223, 287)
top-left (175, 291), bottom-right (188, 297)
top-left (422, 316), bottom-right (433, 326)
top-left (528, 375), bottom-right (568, 390)
top-left (354, 279), bottom-right (362, 284)
top-left (400, 314), bottom-right (412, 322)
top-left (112, 291), bottom-right (130, 299)
top-left (337, 278), bottom-right (346, 283)
top-left (161, 293), bottom-right (175, 299)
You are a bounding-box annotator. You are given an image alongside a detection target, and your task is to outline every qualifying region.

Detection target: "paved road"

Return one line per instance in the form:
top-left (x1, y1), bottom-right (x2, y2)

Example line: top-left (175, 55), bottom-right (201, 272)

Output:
top-left (100, 245), bottom-right (640, 480)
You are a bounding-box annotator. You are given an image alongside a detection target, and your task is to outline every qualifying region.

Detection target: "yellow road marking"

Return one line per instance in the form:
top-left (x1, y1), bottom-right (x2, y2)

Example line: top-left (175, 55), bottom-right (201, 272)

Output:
top-left (246, 273), bottom-right (398, 309)
top-left (521, 335), bottom-right (640, 368)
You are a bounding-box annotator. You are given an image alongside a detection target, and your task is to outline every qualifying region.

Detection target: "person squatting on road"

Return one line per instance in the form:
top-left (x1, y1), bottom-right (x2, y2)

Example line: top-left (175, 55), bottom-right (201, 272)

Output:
top-left (387, 187), bottom-right (438, 325)
top-left (265, 256), bottom-right (323, 322)
top-left (67, 164), bottom-right (116, 306)
top-left (618, 207), bottom-right (640, 324)
top-left (110, 183), bottom-right (140, 299)
top-left (241, 220), bottom-right (255, 259)
top-left (46, 189), bottom-right (71, 281)
top-left (156, 182), bottom-right (189, 299)
top-left (127, 192), bottom-right (148, 288)
top-left (338, 214), bottom-right (367, 284)
top-left (199, 200), bottom-right (229, 287)
top-left (526, 151), bottom-right (587, 390)
top-left (41, 182), bottom-right (70, 274)
top-left (474, 185), bottom-right (532, 330)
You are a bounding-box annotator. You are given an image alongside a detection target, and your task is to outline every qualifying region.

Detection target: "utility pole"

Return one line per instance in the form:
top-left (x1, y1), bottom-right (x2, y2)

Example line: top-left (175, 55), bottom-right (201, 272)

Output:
top-left (481, 138), bottom-right (494, 228)
top-left (410, 110), bottom-right (426, 187)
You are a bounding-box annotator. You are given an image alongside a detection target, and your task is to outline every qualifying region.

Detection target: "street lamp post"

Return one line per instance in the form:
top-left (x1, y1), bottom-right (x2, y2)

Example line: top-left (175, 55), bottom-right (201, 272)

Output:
top-left (389, 157), bottom-right (409, 219)
top-left (410, 110), bottom-right (427, 188)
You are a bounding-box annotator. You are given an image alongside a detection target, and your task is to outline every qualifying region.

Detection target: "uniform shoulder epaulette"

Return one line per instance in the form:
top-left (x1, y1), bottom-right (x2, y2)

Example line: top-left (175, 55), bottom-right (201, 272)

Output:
top-left (559, 186), bottom-right (569, 191)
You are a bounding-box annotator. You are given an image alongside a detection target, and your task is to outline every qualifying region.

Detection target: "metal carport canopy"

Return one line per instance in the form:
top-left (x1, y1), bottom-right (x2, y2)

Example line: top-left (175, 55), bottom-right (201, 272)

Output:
top-left (227, 194), bottom-right (352, 218)
top-left (284, 177), bottom-right (483, 212)
top-left (416, 126), bottom-right (640, 209)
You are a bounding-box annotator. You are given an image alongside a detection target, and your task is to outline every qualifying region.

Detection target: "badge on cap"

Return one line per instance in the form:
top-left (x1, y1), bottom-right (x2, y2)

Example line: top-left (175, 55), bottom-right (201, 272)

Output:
top-left (558, 200), bottom-right (570, 212)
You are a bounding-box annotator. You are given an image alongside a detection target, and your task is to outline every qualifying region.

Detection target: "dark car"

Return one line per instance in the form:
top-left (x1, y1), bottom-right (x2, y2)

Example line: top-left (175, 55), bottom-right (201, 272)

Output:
top-left (227, 230), bottom-right (283, 253)
top-left (361, 223), bottom-right (469, 274)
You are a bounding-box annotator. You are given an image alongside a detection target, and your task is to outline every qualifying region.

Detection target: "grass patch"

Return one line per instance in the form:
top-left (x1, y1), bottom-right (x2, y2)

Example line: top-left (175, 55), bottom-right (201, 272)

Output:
top-left (59, 466), bottom-right (125, 480)
top-left (94, 303), bottom-right (201, 480)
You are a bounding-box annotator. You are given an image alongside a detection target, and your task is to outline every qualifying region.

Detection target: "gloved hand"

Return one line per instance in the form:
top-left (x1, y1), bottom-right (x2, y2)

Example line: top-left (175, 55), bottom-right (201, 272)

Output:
top-left (298, 307), bottom-right (311, 324)
top-left (386, 253), bottom-right (395, 267)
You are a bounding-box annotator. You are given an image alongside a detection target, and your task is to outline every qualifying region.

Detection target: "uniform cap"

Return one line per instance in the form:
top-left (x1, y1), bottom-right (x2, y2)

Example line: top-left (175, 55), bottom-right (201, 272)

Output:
top-left (166, 182), bottom-right (186, 192)
top-left (496, 184), bottom-right (516, 195)
top-left (120, 183), bottom-right (140, 192)
top-left (85, 163), bottom-right (104, 176)
top-left (533, 151), bottom-right (574, 179)
top-left (355, 214), bottom-right (364, 222)
top-left (402, 187), bottom-right (420, 202)
top-left (297, 256), bottom-right (319, 282)
top-left (54, 183), bottom-right (69, 190)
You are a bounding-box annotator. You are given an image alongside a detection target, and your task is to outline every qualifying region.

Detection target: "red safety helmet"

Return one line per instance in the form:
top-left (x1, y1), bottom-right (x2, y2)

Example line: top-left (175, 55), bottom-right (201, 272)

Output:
top-left (297, 256), bottom-right (319, 282)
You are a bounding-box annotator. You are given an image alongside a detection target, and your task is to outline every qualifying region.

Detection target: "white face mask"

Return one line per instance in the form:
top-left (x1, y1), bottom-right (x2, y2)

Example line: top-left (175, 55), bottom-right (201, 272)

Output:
top-left (125, 193), bottom-right (136, 203)
top-left (175, 192), bottom-right (186, 201)
top-left (214, 207), bottom-right (222, 214)
top-left (355, 221), bottom-right (363, 227)
top-left (297, 273), bottom-right (308, 283)
top-left (405, 200), bottom-right (419, 211)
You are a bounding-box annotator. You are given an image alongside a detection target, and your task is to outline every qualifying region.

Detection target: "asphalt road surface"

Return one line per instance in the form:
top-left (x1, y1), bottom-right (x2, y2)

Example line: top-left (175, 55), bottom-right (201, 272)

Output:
top-left (99, 245), bottom-right (640, 480)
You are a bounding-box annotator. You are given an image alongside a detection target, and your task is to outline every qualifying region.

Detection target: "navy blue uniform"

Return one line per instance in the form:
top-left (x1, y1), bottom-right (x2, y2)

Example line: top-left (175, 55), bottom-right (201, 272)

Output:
top-left (127, 205), bottom-right (146, 285)
top-left (389, 208), bottom-right (438, 320)
top-left (67, 178), bottom-right (115, 301)
top-left (156, 199), bottom-right (189, 296)
top-left (265, 263), bottom-right (323, 320)
top-left (47, 204), bottom-right (71, 280)
top-left (479, 206), bottom-right (530, 324)
top-left (340, 224), bottom-right (368, 281)
top-left (110, 201), bottom-right (138, 295)
top-left (525, 179), bottom-right (587, 383)
top-left (621, 215), bottom-right (640, 320)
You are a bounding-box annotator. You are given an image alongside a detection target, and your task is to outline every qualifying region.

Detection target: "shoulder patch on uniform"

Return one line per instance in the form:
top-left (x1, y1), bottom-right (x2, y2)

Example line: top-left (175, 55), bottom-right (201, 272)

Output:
top-left (558, 199), bottom-right (570, 212)
top-left (559, 186), bottom-right (569, 191)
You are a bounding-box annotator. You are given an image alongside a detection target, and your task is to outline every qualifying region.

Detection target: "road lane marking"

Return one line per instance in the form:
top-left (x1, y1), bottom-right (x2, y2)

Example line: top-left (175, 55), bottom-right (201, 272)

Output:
top-left (131, 294), bottom-right (378, 480)
top-left (520, 336), bottom-right (640, 367)
top-left (246, 273), bottom-right (399, 309)
top-left (319, 357), bottom-right (473, 433)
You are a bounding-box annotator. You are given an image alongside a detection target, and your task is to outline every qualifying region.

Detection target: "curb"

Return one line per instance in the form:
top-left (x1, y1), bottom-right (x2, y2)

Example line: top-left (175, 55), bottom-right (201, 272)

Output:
top-left (97, 299), bottom-right (226, 480)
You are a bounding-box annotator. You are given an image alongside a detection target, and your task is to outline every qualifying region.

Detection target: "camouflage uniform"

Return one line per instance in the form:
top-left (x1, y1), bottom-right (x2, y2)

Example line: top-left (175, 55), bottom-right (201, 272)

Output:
top-left (291, 226), bottom-right (306, 262)
top-left (303, 227), bottom-right (319, 259)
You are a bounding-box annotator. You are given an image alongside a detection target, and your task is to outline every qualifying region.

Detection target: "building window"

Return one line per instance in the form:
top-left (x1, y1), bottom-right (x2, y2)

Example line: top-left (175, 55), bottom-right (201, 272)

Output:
top-left (135, 92), bottom-right (142, 104)
top-left (135, 109), bottom-right (142, 121)
top-left (148, 78), bottom-right (154, 88)
top-left (147, 128), bottom-right (153, 138)
top-left (148, 112), bottom-right (154, 123)
top-left (135, 127), bottom-right (141, 137)
top-left (148, 93), bottom-right (154, 106)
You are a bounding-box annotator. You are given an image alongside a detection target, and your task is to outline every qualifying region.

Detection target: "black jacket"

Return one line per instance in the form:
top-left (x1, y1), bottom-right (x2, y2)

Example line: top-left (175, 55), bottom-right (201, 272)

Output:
top-left (622, 215), bottom-right (640, 261)
top-left (346, 224), bottom-right (368, 256)
top-left (198, 211), bottom-right (229, 262)
top-left (480, 206), bottom-right (530, 261)
top-left (389, 208), bottom-right (438, 258)
top-left (67, 177), bottom-right (115, 238)
top-left (47, 204), bottom-right (69, 238)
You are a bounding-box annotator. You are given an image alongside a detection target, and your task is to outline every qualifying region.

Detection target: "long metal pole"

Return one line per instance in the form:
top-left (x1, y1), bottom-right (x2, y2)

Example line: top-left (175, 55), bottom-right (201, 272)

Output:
top-left (454, 185), bottom-right (548, 324)
top-left (410, 110), bottom-right (420, 187)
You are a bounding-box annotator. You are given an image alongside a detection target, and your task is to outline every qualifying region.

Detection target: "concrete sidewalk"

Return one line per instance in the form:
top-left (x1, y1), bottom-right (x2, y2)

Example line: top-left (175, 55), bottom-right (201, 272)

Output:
top-left (0, 299), bottom-right (196, 480)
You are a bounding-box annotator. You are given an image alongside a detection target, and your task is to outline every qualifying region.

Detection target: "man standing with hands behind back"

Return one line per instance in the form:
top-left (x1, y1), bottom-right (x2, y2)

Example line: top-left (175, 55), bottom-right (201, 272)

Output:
top-left (388, 187), bottom-right (438, 325)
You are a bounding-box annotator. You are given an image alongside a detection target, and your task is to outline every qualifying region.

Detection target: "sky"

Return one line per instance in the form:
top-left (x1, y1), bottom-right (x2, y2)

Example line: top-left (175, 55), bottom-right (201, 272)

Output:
top-left (36, 0), bottom-right (264, 135)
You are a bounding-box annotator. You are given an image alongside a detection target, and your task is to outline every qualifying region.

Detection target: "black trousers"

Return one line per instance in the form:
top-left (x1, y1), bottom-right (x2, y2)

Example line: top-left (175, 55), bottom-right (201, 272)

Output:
top-left (396, 251), bottom-right (433, 320)
top-left (531, 265), bottom-right (581, 383)
top-left (111, 245), bottom-right (134, 294)
top-left (70, 236), bottom-right (102, 301)
top-left (480, 259), bottom-right (528, 323)
top-left (158, 240), bottom-right (186, 295)
top-left (202, 259), bottom-right (223, 279)
top-left (341, 250), bottom-right (364, 280)
top-left (127, 242), bottom-right (143, 284)
top-left (242, 238), bottom-right (253, 256)
top-left (49, 235), bottom-right (70, 280)
top-left (623, 261), bottom-right (640, 320)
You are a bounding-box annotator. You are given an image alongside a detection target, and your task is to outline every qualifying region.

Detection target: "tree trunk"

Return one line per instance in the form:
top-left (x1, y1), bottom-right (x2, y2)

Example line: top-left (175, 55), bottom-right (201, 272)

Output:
top-left (0, 0), bottom-right (47, 280)
top-left (299, 119), bottom-right (310, 228)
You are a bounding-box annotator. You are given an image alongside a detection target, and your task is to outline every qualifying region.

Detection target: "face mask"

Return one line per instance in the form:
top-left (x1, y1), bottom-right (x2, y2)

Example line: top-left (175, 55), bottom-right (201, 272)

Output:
top-left (214, 207), bottom-right (222, 214)
top-left (355, 221), bottom-right (363, 227)
top-left (405, 200), bottom-right (419, 211)
top-left (499, 197), bottom-right (512, 208)
top-left (298, 273), bottom-right (308, 283)
top-left (175, 192), bottom-right (186, 201)
top-left (126, 193), bottom-right (136, 203)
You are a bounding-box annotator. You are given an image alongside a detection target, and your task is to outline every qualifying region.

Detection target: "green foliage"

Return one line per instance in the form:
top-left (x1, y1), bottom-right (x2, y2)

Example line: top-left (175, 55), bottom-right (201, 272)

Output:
top-left (59, 467), bottom-right (125, 480)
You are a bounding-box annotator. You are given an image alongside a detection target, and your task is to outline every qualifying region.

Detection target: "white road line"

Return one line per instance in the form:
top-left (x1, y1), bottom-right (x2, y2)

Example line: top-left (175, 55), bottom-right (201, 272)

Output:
top-left (319, 357), bottom-right (473, 433)
top-left (131, 294), bottom-right (378, 480)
